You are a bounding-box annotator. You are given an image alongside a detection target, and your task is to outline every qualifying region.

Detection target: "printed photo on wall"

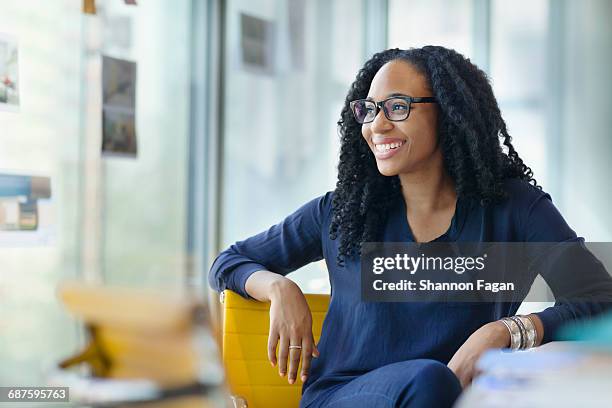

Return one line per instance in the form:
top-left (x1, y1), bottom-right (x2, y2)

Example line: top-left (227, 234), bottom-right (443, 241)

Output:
top-left (0, 173), bottom-right (55, 246)
top-left (0, 33), bottom-right (20, 112)
top-left (240, 13), bottom-right (276, 75)
top-left (101, 55), bottom-right (137, 157)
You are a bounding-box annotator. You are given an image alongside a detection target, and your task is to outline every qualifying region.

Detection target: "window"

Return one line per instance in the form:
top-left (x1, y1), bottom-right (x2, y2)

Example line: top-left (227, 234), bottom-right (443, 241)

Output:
top-left (221, 0), bottom-right (367, 293)
top-left (490, 0), bottom-right (549, 190)
top-left (388, 0), bottom-right (473, 57)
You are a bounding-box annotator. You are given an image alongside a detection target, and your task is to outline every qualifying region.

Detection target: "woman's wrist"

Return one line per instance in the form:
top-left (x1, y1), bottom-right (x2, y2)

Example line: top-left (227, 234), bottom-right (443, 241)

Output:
top-left (268, 276), bottom-right (299, 301)
top-left (487, 320), bottom-right (511, 348)
top-left (245, 270), bottom-right (297, 302)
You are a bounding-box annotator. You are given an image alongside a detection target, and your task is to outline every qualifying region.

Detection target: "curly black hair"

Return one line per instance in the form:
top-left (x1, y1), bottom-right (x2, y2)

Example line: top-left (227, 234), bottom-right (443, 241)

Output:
top-left (329, 46), bottom-right (538, 264)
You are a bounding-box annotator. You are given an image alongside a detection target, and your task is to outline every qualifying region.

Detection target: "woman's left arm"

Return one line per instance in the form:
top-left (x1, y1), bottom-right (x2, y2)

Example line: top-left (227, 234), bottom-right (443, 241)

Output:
top-left (525, 193), bottom-right (612, 344)
top-left (449, 191), bottom-right (612, 388)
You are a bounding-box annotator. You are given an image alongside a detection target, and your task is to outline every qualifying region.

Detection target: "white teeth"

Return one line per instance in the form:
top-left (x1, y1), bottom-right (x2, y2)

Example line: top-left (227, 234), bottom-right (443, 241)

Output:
top-left (375, 141), bottom-right (404, 152)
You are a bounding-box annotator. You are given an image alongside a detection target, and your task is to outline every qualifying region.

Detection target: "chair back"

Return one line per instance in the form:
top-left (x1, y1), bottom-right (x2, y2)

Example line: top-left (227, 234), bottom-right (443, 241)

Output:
top-left (220, 289), bottom-right (330, 408)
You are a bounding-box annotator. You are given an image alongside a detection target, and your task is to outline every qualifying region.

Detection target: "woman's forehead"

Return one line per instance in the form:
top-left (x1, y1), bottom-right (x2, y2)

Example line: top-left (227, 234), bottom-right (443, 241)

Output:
top-left (367, 60), bottom-right (430, 99)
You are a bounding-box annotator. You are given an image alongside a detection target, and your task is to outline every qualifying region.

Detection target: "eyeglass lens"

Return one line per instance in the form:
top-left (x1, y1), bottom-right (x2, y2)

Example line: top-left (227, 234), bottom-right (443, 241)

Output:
top-left (351, 98), bottom-right (410, 123)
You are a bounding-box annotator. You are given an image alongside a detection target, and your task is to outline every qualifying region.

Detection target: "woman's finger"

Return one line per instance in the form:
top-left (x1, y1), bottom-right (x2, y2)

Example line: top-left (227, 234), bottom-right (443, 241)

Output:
top-left (287, 334), bottom-right (302, 384)
top-left (267, 328), bottom-right (279, 366)
top-left (277, 334), bottom-right (289, 377)
top-left (300, 336), bottom-right (314, 383)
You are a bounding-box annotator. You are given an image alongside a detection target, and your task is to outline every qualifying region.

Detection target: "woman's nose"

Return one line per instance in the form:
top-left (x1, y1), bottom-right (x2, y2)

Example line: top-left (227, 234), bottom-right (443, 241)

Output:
top-left (370, 108), bottom-right (393, 133)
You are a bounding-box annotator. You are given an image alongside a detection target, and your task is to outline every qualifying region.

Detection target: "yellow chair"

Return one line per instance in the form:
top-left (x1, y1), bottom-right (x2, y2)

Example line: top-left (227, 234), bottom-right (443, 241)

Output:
top-left (220, 289), bottom-right (330, 408)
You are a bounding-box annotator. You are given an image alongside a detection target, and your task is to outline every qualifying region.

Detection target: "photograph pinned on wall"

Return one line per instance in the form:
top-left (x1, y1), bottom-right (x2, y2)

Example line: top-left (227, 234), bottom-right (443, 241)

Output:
top-left (0, 33), bottom-right (20, 112)
top-left (239, 13), bottom-right (276, 75)
top-left (101, 55), bottom-right (137, 157)
top-left (102, 108), bottom-right (137, 156)
top-left (0, 173), bottom-right (55, 246)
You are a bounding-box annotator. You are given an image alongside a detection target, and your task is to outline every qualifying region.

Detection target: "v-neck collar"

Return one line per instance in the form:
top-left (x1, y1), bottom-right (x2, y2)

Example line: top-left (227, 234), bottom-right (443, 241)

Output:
top-left (393, 193), bottom-right (470, 242)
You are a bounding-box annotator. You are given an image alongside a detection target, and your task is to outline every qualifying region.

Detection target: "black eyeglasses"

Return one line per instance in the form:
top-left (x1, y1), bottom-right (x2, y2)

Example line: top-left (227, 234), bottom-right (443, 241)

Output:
top-left (349, 95), bottom-right (438, 124)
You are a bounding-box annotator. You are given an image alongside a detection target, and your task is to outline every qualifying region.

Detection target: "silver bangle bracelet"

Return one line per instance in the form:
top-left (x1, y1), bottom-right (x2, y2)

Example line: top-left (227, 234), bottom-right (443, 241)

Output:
top-left (509, 316), bottom-right (527, 349)
top-left (500, 317), bottom-right (522, 350)
top-left (518, 315), bottom-right (537, 349)
top-left (526, 314), bottom-right (539, 346)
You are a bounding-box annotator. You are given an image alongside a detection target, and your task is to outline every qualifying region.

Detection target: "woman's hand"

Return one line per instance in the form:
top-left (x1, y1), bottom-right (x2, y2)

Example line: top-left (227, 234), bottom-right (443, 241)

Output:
top-left (267, 278), bottom-right (320, 384)
top-left (447, 321), bottom-right (510, 389)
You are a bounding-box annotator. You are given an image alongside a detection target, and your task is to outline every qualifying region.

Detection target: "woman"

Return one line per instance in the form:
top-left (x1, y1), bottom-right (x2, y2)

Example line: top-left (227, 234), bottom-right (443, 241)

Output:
top-left (209, 46), bottom-right (612, 407)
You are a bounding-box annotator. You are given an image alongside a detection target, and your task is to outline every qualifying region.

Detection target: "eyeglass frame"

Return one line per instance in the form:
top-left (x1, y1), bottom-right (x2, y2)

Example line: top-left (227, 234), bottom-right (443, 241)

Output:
top-left (349, 95), bottom-right (438, 124)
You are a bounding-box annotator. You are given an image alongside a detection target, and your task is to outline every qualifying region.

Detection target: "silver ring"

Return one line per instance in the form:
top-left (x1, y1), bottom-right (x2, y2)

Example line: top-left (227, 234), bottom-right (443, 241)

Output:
top-left (289, 345), bottom-right (302, 349)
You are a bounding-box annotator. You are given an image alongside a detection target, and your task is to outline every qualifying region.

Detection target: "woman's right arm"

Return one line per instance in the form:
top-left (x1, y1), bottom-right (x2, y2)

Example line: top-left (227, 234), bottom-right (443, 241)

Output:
top-left (208, 192), bottom-right (332, 298)
top-left (245, 271), bottom-right (320, 385)
top-left (208, 192), bottom-right (333, 384)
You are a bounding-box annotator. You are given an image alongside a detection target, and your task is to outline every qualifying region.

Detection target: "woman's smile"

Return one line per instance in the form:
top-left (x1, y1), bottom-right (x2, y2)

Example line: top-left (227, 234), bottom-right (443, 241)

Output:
top-left (372, 137), bottom-right (408, 160)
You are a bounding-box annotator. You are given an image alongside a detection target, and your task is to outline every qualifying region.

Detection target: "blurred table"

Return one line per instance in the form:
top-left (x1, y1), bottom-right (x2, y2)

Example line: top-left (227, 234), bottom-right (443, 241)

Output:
top-left (456, 342), bottom-right (612, 408)
top-left (54, 282), bottom-right (232, 408)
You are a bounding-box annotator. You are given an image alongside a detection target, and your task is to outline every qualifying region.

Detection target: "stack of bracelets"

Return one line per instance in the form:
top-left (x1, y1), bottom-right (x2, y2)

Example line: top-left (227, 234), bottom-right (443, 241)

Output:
top-left (499, 315), bottom-right (538, 350)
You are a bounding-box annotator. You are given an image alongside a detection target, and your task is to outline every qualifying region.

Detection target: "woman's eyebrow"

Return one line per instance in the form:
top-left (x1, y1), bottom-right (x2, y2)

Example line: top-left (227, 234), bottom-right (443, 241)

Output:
top-left (365, 92), bottom-right (412, 101)
top-left (387, 92), bottom-right (411, 98)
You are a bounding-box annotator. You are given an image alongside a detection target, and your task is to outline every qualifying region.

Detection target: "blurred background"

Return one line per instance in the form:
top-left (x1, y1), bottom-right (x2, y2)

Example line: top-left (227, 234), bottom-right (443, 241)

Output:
top-left (1, 0), bottom-right (611, 388)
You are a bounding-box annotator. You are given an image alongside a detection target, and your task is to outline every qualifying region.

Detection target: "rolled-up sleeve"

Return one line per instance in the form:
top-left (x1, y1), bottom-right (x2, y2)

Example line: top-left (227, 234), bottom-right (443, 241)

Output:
top-left (208, 192), bottom-right (333, 299)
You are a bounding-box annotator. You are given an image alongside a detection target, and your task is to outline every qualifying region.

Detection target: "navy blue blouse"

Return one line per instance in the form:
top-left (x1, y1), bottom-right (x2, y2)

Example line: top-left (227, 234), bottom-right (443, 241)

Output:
top-left (209, 178), bottom-right (612, 407)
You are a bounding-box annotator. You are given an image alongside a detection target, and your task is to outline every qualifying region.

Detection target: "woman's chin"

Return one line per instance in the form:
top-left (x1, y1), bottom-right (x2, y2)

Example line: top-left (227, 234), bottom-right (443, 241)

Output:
top-left (376, 162), bottom-right (401, 177)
